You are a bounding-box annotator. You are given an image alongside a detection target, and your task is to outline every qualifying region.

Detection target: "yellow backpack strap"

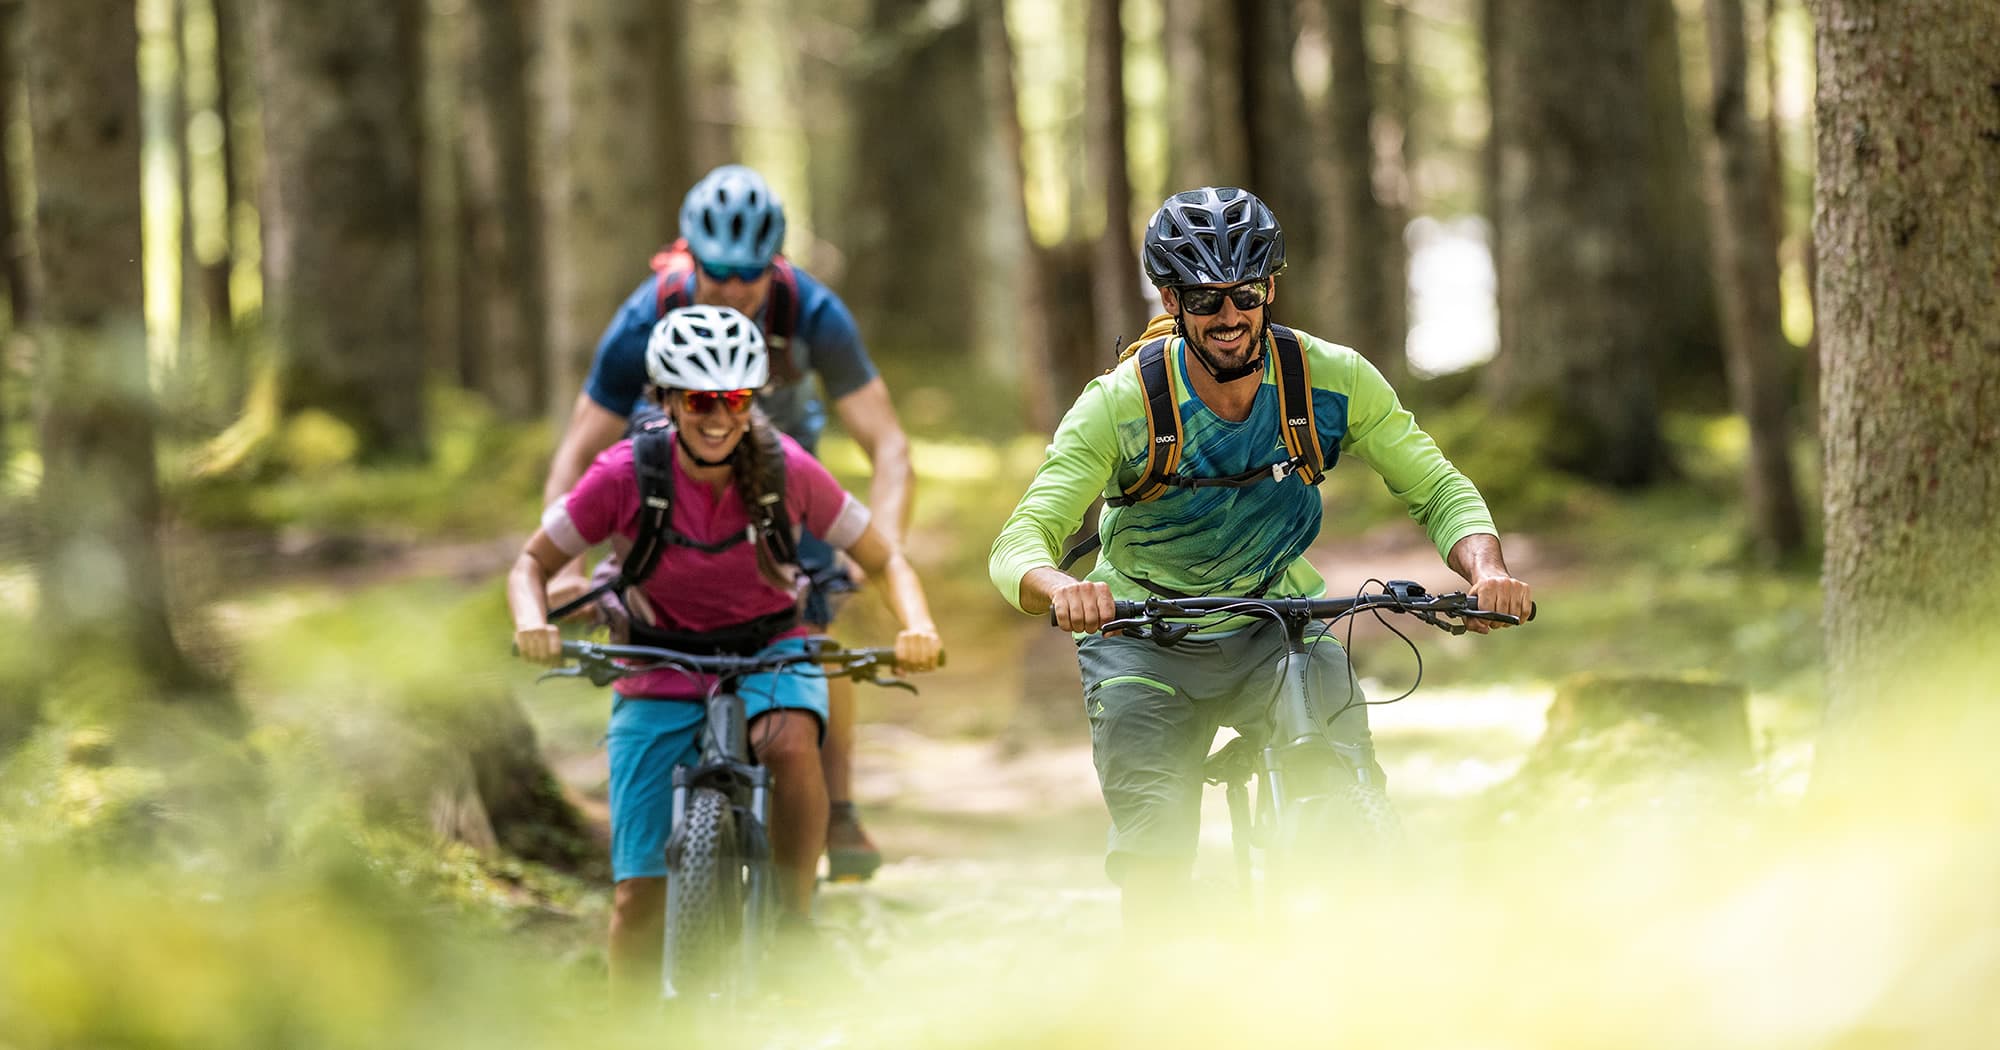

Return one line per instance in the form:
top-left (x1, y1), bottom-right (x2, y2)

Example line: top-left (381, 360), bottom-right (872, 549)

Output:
top-left (1110, 337), bottom-right (1180, 506)
top-left (1270, 325), bottom-right (1324, 486)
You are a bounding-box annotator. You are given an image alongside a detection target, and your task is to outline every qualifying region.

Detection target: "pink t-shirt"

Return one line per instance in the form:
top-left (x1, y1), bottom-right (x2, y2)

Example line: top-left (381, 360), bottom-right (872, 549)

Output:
top-left (542, 431), bottom-right (871, 697)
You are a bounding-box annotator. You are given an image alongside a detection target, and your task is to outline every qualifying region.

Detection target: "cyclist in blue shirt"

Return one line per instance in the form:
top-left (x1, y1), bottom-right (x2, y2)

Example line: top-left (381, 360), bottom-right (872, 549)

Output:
top-left (543, 164), bottom-right (914, 881)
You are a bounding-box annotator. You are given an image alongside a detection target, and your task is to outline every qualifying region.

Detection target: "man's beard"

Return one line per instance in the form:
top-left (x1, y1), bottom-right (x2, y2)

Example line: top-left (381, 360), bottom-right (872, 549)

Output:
top-left (1183, 315), bottom-right (1269, 381)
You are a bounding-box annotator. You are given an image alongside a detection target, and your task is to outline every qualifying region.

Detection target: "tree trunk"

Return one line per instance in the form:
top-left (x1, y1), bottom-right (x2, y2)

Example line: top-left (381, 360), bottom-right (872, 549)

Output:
top-left (206, 0), bottom-right (248, 406)
top-left (1700, 0), bottom-right (1805, 561)
top-left (1162, 0), bottom-right (1248, 191)
top-left (251, 0), bottom-right (428, 461)
top-left (0, 0), bottom-right (29, 471)
top-left (536, 0), bottom-right (664, 421)
top-left (1641, 0), bottom-right (1726, 403)
top-left (1485, 0), bottom-right (1667, 486)
top-left (1815, 0), bottom-right (2000, 738)
top-left (844, 0), bottom-right (988, 362)
top-left (650, 0), bottom-right (696, 226)
top-left (24, 0), bottom-right (213, 697)
top-left (1084, 0), bottom-right (1144, 357)
top-left (1322, 0), bottom-right (1400, 376)
top-left (1235, 0), bottom-right (1322, 330)
top-left (986, 0), bottom-right (1059, 432)
top-left (456, 0), bottom-right (546, 419)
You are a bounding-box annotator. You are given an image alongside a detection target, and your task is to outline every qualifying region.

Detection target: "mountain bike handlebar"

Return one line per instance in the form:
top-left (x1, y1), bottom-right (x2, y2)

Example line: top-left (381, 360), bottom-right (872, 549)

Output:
top-left (541, 636), bottom-right (938, 691)
top-left (1054, 580), bottom-right (1535, 639)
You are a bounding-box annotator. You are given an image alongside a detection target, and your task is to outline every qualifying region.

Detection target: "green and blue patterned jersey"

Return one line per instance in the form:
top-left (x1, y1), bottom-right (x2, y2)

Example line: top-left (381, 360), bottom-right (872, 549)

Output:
top-left (989, 327), bottom-right (1497, 611)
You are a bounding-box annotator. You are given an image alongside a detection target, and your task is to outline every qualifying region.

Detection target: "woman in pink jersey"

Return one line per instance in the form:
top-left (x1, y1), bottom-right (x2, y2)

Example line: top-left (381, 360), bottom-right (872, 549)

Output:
top-left (508, 305), bottom-right (941, 993)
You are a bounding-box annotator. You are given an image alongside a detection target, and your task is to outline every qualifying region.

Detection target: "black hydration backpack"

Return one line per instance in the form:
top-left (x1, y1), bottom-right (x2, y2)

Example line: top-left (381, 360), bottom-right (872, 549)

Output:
top-left (546, 412), bottom-right (800, 653)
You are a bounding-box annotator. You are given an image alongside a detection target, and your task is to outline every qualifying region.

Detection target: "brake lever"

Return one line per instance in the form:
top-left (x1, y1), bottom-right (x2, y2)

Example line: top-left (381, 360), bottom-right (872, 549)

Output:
top-left (536, 666), bottom-right (585, 683)
top-left (869, 675), bottom-right (919, 695)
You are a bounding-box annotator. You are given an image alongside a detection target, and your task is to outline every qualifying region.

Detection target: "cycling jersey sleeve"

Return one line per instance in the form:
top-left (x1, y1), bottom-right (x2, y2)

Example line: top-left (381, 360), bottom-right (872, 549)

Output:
top-left (988, 377), bottom-right (1123, 613)
top-left (549, 441), bottom-right (639, 555)
top-left (1335, 349), bottom-right (1497, 559)
top-left (581, 278), bottom-right (661, 418)
top-left (800, 288), bottom-right (879, 403)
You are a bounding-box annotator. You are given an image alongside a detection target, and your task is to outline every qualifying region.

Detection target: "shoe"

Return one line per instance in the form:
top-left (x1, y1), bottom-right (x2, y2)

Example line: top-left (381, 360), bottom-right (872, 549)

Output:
top-left (825, 801), bottom-right (883, 882)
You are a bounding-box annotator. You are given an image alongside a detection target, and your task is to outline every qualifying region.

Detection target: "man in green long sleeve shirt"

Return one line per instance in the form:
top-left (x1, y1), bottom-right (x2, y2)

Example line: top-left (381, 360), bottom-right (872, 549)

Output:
top-left (989, 187), bottom-right (1533, 926)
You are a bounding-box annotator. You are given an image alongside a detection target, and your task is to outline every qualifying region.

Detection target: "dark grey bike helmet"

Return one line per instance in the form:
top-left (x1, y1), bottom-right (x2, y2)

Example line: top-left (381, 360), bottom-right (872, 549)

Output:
top-left (1141, 186), bottom-right (1285, 288)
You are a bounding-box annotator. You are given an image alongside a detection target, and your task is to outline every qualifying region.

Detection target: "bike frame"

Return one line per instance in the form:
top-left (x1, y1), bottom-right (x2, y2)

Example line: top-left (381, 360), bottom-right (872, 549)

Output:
top-left (1091, 586), bottom-right (1526, 910)
top-left (544, 638), bottom-right (913, 1001)
top-left (663, 674), bottom-right (776, 999)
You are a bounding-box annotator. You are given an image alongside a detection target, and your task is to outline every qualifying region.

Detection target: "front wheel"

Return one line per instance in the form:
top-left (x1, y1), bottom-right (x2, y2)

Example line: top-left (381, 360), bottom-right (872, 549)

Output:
top-left (664, 786), bottom-right (744, 1000)
top-left (1267, 777), bottom-right (1404, 905)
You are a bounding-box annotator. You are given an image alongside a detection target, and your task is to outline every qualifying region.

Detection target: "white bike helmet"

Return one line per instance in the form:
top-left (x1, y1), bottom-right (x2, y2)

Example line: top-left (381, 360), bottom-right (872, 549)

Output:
top-left (645, 305), bottom-right (770, 391)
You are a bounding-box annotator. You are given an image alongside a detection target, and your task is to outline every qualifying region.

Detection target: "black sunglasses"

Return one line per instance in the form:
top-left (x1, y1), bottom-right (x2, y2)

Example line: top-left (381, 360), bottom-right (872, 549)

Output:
top-left (1177, 280), bottom-right (1271, 316)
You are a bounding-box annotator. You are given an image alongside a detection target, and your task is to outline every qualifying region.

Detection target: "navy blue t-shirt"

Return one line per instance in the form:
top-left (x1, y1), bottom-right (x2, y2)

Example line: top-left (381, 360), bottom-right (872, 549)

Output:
top-left (582, 265), bottom-right (877, 451)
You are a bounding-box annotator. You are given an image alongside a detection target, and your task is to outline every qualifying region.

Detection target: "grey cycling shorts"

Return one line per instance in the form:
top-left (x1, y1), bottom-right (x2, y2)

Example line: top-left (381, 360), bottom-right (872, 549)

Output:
top-left (1074, 617), bottom-right (1382, 882)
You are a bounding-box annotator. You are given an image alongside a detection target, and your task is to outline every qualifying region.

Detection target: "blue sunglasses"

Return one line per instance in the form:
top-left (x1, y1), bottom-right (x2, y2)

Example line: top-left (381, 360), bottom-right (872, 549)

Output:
top-left (697, 258), bottom-right (771, 283)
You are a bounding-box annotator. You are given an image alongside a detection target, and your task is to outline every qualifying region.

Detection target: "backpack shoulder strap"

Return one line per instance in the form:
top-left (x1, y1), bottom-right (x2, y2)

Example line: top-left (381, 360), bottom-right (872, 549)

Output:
top-left (618, 422), bottom-right (680, 588)
top-left (1111, 337), bottom-right (1181, 507)
top-left (760, 257), bottom-right (803, 384)
top-left (544, 420), bottom-right (679, 623)
top-left (744, 427), bottom-right (799, 568)
top-left (651, 238), bottom-right (695, 319)
top-left (1269, 324), bottom-right (1324, 486)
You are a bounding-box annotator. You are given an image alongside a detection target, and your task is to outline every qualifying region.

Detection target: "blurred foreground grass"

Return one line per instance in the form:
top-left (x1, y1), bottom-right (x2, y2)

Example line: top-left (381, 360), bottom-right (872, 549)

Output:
top-left (13, 400), bottom-right (1997, 1048)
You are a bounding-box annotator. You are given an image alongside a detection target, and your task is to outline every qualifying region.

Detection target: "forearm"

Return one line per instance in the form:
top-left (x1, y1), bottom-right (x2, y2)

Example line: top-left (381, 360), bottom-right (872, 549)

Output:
top-left (862, 430), bottom-right (915, 547)
top-left (877, 553), bottom-right (937, 632)
top-left (1446, 531), bottom-right (1509, 584)
top-left (507, 554), bottom-right (554, 630)
top-left (1015, 565), bottom-right (1072, 616)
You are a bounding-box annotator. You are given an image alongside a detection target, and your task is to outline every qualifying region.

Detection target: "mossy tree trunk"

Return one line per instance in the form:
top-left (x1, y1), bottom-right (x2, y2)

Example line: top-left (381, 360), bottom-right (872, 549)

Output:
top-left (1701, 0), bottom-right (1806, 561)
top-left (24, 0), bottom-right (214, 699)
top-left (1485, 0), bottom-right (1668, 486)
top-left (251, 0), bottom-right (428, 461)
top-left (1814, 0), bottom-right (2000, 740)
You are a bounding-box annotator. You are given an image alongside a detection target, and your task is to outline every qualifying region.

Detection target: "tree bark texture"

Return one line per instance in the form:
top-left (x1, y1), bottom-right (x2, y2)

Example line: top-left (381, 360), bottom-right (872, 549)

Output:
top-left (537, 0), bottom-right (665, 421)
top-left (1701, 0), bottom-right (1806, 560)
top-left (844, 0), bottom-right (988, 359)
top-left (1322, 0), bottom-right (1400, 376)
top-left (251, 0), bottom-right (428, 461)
top-left (457, 0), bottom-right (547, 419)
top-left (1085, 0), bottom-right (1145, 358)
top-left (1486, 0), bottom-right (1667, 486)
top-left (24, 0), bottom-right (205, 691)
top-left (1815, 0), bottom-right (2000, 729)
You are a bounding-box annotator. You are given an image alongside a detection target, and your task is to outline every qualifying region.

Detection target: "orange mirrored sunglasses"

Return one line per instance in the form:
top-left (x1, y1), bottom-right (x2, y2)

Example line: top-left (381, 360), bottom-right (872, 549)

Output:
top-left (678, 388), bottom-right (756, 415)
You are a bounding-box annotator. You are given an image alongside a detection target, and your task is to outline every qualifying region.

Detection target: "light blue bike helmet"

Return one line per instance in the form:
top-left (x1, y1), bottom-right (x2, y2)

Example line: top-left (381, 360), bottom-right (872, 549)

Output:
top-left (679, 164), bottom-right (786, 271)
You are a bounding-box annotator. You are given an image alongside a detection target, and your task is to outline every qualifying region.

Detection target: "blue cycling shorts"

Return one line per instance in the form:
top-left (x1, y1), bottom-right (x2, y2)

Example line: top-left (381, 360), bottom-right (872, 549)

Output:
top-left (605, 635), bottom-right (829, 882)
